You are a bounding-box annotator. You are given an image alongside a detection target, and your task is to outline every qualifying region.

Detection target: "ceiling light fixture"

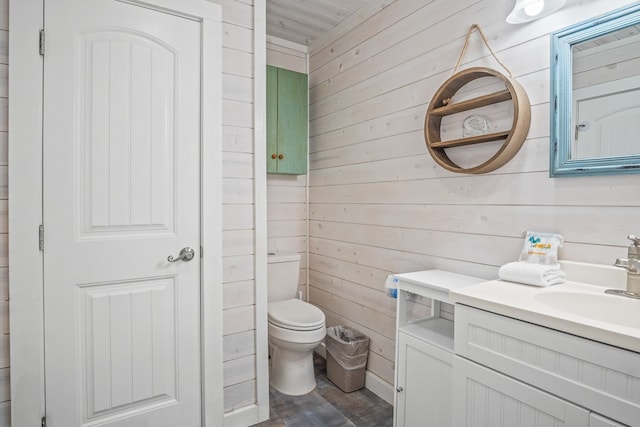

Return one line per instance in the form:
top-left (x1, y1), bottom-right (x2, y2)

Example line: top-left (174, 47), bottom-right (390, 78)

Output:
top-left (506, 0), bottom-right (566, 24)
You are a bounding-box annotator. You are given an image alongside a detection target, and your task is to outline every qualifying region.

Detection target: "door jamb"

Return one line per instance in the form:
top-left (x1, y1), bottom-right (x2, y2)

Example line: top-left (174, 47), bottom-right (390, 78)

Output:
top-left (9, 1), bottom-right (45, 425)
top-left (8, 0), bottom-right (224, 425)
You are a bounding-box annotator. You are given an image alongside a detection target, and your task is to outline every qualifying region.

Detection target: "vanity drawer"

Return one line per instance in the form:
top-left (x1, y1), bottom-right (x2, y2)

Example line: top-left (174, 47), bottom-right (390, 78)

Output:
top-left (454, 305), bottom-right (640, 427)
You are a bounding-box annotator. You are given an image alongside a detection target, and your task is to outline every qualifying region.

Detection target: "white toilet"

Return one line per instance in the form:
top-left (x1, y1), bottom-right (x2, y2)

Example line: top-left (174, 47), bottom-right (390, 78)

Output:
top-left (268, 252), bottom-right (326, 396)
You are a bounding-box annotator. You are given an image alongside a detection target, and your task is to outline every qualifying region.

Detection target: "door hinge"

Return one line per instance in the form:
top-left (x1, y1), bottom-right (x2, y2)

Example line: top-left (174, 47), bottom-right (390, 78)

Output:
top-left (200, 245), bottom-right (204, 258)
top-left (41, 416), bottom-right (46, 427)
top-left (39, 29), bottom-right (45, 55)
top-left (39, 225), bottom-right (44, 251)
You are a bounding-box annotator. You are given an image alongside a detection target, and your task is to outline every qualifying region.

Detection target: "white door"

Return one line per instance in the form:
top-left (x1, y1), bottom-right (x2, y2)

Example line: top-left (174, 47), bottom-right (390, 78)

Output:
top-left (573, 77), bottom-right (640, 159)
top-left (43, 1), bottom-right (203, 425)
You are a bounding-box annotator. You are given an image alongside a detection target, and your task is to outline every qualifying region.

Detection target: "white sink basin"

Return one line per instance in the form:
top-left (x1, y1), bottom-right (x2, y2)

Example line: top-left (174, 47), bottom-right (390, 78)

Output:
top-left (534, 290), bottom-right (640, 329)
top-left (449, 262), bottom-right (640, 353)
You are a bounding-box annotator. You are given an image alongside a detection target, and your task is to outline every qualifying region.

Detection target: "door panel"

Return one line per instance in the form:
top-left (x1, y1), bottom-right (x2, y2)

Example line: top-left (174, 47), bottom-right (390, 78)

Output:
top-left (266, 65), bottom-right (278, 173)
top-left (276, 68), bottom-right (308, 175)
top-left (395, 332), bottom-right (453, 427)
top-left (43, 1), bottom-right (202, 425)
top-left (573, 76), bottom-right (640, 159)
top-left (82, 278), bottom-right (177, 417)
top-left (79, 30), bottom-right (177, 237)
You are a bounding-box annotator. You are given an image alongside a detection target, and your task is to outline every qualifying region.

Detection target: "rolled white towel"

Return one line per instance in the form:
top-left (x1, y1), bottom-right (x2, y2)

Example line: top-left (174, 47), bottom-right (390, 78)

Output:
top-left (498, 261), bottom-right (566, 287)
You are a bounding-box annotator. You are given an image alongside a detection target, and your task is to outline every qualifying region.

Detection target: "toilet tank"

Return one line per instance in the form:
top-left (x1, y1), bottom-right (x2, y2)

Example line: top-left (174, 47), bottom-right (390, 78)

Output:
top-left (267, 252), bottom-right (301, 302)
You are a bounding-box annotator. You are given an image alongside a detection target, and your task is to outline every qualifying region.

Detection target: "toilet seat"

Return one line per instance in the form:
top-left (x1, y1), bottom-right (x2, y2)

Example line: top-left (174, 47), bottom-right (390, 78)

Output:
top-left (268, 299), bottom-right (325, 331)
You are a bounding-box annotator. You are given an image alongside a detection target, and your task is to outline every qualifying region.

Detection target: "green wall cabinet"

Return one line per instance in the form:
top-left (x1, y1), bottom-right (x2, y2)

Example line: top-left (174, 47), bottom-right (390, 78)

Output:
top-left (267, 65), bottom-right (308, 175)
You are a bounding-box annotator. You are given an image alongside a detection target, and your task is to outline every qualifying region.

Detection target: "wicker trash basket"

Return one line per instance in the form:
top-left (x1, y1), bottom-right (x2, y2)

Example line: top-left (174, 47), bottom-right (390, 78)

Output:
top-left (325, 326), bottom-right (370, 392)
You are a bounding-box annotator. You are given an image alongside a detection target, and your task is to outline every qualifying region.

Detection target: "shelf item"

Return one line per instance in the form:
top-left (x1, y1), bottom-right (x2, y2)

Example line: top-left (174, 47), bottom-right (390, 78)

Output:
top-left (424, 67), bottom-right (531, 174)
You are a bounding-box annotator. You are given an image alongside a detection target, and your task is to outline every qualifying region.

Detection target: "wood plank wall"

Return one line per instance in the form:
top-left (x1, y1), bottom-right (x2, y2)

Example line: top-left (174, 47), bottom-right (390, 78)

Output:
top-left (218, 0), bottom-right (261, 415)
top-left (0, 0), bottom-right (11, 427)
top-left (0, 0), bottom-right (9, 423)
top-left (307, 0), bottom-right (640, 389)
top-left (266, 37), bottom-right (309, 298)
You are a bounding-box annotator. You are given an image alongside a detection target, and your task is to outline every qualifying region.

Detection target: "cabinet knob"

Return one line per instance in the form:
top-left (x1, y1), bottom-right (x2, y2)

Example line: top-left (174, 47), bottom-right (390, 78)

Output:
top-left (271, 153), bottom-right (277, 159)
top-left (396, 386), bottom-right (404, 393)
top-left (278, 154), bottom-right (284, 160)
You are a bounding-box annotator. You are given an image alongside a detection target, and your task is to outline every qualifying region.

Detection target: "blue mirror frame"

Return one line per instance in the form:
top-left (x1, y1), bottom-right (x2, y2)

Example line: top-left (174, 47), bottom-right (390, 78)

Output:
top-left (550, 4), bottom-right (640, 177)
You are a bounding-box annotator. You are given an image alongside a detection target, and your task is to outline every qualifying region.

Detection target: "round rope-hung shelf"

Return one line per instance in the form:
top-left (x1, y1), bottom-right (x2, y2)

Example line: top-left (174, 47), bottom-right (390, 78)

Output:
top-left (424, 67), bottom-right (531, 174)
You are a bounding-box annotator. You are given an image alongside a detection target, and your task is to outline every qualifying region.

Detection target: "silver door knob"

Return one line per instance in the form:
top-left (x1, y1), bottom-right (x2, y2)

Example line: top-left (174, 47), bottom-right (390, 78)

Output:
top-left (167, 247), bottom-right (195, 262)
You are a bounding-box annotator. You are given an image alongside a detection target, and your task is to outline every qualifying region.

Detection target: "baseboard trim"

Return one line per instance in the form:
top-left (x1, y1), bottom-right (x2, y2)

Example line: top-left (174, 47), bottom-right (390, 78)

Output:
top-left (314, 344), bottom-right (394, 405)
top-left (224, 404), bottom-right (267, 427)
top-left (364, 371), bottom-right (394, 405)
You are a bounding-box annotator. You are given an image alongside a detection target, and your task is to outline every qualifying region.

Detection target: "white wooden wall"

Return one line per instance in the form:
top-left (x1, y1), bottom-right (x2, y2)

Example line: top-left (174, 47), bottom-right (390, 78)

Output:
top-left (217, 0), bottom-right (262, 416)
top-left (266, 37), bottom-right (309, 298)
top-left (307, 0), bottom-right (640, 390)
top-left (0, 0), bottom-right (9, 424)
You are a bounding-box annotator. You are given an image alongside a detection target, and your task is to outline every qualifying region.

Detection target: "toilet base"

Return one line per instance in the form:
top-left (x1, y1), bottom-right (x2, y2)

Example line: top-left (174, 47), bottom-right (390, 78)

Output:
top-left (269, 344), bottom-right (317, 396)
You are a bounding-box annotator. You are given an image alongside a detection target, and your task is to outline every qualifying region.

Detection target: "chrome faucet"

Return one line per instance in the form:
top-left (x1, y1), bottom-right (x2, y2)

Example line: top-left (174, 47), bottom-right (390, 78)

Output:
top-left (607, 235), bottom-right (640, 298)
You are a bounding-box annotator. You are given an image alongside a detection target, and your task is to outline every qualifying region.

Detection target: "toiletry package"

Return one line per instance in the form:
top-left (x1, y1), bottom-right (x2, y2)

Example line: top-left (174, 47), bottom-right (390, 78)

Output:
top-left (384, 275), bottom-right (398, 298)
top-left (519, 231), bottom-right (563, 265)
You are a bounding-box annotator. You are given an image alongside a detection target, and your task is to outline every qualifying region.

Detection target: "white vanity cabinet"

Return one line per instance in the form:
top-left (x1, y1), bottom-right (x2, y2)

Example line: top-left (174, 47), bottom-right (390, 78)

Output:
top-left (454, 305), bottom-right (638, 427)
top-left (452, 356), bottom-right (589, 426)
top-left (392, 271), bottom-right (485, 427)
top-left (452, 356), bottom-right (631, 426)
top-left (395, 330), bottom-right (453, 427)
top-left (590, 413), bottom-right (629, 427)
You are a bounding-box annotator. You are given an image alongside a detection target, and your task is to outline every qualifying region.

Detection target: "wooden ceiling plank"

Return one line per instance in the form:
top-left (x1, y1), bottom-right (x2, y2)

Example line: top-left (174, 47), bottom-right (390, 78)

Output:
top-left (266, 0), bottom-right (373, 47)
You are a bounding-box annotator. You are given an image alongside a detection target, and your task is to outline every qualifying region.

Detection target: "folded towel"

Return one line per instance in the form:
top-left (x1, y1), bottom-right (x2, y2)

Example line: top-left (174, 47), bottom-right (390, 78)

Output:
top-left (498, 261), bottom-right (566, 287)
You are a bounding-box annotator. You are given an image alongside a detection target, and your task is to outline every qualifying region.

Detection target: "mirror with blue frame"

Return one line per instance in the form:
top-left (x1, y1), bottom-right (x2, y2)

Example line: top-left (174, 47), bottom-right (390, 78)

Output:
top-left (550, 3), bottom-right (640, 177)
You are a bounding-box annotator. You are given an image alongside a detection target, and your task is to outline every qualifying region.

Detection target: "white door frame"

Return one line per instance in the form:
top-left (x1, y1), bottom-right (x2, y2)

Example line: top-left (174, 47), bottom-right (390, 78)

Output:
top-left (8, 0), bottom-right (224, 425)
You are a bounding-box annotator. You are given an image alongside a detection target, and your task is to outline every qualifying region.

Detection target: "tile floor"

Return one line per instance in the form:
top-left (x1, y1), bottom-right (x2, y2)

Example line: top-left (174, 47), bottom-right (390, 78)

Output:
top-left (252, 355), bottom-right (394, 427)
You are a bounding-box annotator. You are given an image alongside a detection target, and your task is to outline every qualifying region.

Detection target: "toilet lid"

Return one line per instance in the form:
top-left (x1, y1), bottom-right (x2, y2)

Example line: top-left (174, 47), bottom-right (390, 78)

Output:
top-left (268, 299), bottom-right (325, 331)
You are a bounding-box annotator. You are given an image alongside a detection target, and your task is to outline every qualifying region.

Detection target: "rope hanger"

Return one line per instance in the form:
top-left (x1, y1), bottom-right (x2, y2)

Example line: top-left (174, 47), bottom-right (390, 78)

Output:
top-left (452, 24), bottom-right (513, 77)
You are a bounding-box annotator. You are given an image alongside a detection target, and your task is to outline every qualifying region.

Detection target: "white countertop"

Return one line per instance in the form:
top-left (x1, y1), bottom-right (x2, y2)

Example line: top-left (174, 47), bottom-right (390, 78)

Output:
top-left (393, 270), bottom-right (486, 305)
top-left (450, 278), bottom-right (640, 353)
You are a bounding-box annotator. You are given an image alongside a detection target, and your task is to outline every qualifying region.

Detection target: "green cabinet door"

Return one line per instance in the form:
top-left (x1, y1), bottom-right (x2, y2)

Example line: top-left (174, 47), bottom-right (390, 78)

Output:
top-left (266, 65), bottom-right (308, 175)
top-left (266, 66), bottom-right (279, 173)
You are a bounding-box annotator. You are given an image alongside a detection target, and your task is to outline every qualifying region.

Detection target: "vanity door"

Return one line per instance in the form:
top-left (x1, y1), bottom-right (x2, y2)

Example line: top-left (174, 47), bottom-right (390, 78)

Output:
top-left (452, 356), bottom-right (589, 426)
top-left (394, 332), bottom-right (453, 427)
top-left (590, 413), bottom-right (629, 427)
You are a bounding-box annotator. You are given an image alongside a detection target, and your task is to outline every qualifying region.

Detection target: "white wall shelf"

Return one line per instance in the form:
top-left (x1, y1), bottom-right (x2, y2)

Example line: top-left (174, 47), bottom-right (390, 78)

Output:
top-left (400, 318), bottom-right (454, 352)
